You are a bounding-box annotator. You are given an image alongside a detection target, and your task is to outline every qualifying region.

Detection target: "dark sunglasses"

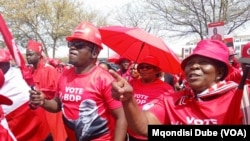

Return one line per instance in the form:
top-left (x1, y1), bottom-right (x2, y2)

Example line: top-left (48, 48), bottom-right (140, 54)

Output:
top-left (130, 68), bottom-right (137, 71)
top-left (138, 65), bottom-right (154, 70)
top-left (68, 41), bottom-right (93, 50)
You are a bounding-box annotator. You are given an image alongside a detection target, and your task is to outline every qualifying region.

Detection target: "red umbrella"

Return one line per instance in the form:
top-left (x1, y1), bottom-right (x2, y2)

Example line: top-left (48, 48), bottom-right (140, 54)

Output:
top-left (99, 26), bottom-right (182, 74)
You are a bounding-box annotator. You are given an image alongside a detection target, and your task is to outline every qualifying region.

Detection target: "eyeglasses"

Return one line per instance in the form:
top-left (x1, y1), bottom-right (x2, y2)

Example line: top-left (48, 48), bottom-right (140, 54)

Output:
top-left (68, 41), bottom-right (94, 50)
top-left (138, 65), bottom-right (154, 70)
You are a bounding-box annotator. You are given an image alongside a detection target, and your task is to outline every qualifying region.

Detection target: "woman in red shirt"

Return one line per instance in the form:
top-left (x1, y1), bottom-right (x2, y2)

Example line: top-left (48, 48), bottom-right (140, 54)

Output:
top-left (110, 39), bottom-right (243, 137)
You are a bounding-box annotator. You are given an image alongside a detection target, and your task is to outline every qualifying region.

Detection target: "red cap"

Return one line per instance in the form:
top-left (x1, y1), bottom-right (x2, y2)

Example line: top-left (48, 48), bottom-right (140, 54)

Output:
top-left (139, 55), bottom-right (159, 67)
top-left (27, 40), bottom-right (43, 55)
top-left (0, 48), bottom-right (11, 62)
top-left (0, 94), bottom-right (12, 105)
top-left (239, 42), bottom-right (250, 63)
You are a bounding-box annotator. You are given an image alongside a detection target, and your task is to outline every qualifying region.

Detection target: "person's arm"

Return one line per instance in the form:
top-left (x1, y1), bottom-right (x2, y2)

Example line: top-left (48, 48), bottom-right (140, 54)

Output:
top-left (110, 107), bottom-right (127, 141)
top-left (109, 69), bottom-right (162, 136)
top-left (29, 89), bottom-right (61, 113)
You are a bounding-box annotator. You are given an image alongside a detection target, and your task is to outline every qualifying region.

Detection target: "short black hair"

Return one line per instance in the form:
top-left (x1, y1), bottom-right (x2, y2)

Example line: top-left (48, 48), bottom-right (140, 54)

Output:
top-left (99, 61), bottom-right (111, 69)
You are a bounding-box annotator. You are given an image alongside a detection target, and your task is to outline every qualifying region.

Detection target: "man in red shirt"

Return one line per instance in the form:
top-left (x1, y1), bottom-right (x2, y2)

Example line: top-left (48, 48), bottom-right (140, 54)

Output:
top-left (29, 21), bottom-right (127, 141)
top-left (26, 40), bottom-right (67, 141)
top-left (211, 27), bottom-right (222, 41)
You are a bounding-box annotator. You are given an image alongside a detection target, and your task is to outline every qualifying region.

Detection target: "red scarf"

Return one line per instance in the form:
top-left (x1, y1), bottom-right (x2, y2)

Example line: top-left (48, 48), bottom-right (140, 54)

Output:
top-left (177, 81), bottom-right (238, 105)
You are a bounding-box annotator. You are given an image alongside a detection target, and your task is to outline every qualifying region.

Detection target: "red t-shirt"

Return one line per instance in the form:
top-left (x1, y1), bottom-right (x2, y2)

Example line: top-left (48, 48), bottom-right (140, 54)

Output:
top-left (117, 69), bottom-right (131, 80)
top-left (128, 78), bottom-right (174, 140)
top-left (32, 58), bottom-right (58, 99)
top-left (211, 34), bottom-right (222, 41)
top-left (130, 78), bottom-right (174, 108)
top-left (57, 66), bottom-right (122, 141)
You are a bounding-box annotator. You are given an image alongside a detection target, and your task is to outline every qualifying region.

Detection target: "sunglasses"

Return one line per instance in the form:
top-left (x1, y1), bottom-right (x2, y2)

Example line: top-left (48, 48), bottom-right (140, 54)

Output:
top-left (130, 68), bottom-right (137, 71)
top-left (138, 65), bottom-right (154, 70)
top-left (68, 41), bottom-right (94, 50)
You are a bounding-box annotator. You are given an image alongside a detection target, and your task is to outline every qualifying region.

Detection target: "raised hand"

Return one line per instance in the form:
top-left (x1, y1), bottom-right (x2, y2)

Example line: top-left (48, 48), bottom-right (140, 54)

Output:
top-left (109, 69), bottom-right (134, 102)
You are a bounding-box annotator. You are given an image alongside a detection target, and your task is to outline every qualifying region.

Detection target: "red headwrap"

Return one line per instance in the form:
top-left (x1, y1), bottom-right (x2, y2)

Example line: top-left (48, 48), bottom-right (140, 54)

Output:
top-left (27, 40), bottom-right (43, 55)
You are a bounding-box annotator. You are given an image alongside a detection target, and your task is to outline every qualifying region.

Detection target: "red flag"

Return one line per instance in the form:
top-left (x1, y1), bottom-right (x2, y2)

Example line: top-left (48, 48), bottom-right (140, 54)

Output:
top-left (0, 14), bottom-right (34, 86)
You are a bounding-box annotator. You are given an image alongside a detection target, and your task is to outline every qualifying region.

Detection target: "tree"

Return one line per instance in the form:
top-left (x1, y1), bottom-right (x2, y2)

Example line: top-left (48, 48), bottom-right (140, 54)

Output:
top-left (0, 0), bottom-right (108, 58)
top-left (112, 0), bottom-right (250, 40)
top-left (110, 1), bottom-right (148, 27)
top-left (109, 1), bottom-right (163, 38)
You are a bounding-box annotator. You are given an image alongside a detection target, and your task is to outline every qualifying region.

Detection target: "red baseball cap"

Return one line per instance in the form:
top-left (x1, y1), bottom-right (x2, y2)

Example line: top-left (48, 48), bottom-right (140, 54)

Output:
top-left (27, 40), bottom-right (43, 55)
top-left (0, 94), bottom-right (12, 105)
top-left (239, 42), bottom-right (250, 63)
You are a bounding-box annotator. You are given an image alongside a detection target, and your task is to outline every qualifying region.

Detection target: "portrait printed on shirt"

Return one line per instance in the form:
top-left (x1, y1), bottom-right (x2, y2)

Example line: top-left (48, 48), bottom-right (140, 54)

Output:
top-left (63, 99), bottom-right (108, 141)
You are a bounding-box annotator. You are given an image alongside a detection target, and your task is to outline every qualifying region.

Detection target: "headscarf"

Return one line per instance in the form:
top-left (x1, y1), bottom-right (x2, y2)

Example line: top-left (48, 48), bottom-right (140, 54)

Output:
top-left (27, 40), bottom-right (43, 55)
